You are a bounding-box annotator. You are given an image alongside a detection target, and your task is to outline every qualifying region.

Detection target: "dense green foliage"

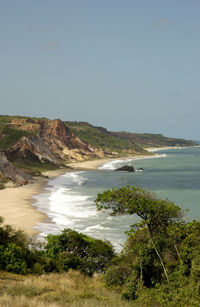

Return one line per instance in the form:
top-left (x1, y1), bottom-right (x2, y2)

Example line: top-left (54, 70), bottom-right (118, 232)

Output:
top-left (45, 229), bottom-right (115, 276)
top-left (0, 217), bottom-right (29, 274)
top-left (96, 186), bottom-right (200, 304)
top-left (0, 219), bottom-right (114, 276)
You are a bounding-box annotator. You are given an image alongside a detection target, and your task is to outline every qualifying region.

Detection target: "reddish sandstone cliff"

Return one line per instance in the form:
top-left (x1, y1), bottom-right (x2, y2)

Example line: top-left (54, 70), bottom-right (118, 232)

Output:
top-left (6, 118), bottom-right (95, 163)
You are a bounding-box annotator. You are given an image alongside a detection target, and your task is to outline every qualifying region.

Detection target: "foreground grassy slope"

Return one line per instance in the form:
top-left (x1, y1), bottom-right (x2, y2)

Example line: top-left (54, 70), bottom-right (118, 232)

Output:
top-left (65, 121), bottom-right (196, 153)
top-left (0, 269), bottom-right (199, 306)
top-left (0, 270), bottom-right (133, 307)
top-left (0, 187), bottom-right (199, 306)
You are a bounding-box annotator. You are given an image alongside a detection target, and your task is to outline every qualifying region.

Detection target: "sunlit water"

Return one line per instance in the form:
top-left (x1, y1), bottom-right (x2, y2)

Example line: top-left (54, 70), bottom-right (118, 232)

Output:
top-left (32, 147), bottom-right (200, 252)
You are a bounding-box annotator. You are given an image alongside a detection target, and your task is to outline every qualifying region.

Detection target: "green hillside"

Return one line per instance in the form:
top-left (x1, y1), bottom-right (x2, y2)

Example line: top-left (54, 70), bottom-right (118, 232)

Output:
top-left (64, 121), bottom-right (149, 154)
top-left (110, 131), bottom-right (196, 148)
top-left (64, 121), bottom-right (196, 153)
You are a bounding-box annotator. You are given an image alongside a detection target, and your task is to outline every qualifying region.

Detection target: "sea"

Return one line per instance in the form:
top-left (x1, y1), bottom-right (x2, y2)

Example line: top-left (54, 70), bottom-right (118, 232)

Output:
top-left (32, 146), bottom-right (200, 252)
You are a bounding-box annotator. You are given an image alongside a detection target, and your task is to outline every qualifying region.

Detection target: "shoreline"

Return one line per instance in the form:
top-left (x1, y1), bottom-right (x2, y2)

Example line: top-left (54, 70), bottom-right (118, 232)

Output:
top-left (65, 153), bottom-right (158, 171)
top-left (0, 146), bottom-right (194, 235)
top-left (145, 145), bottom-right (200, 152)
top-left (0, 168), bottom-right (71, 235)
top-left (0, 155), bottom-right (150, 234)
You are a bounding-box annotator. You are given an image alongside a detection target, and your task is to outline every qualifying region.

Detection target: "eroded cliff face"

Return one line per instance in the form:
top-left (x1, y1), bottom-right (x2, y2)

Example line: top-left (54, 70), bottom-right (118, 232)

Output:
top-left (5, 118), bottom-right (95, 163)
top-left (0, 151), bottom-right (31, 185)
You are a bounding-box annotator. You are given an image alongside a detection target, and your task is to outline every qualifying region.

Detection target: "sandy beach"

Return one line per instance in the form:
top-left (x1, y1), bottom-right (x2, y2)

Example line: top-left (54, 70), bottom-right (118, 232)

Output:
top-left (0, 151), bottom-right (164, 235)
top-left (66, 154), bottom-right (154, 171)
top-left (0, 168), bottom-right (71, 235)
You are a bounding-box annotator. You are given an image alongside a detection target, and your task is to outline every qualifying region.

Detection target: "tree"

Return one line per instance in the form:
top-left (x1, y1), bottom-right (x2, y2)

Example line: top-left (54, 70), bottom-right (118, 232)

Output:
top-left (95, 185), bottom-right (183, 282)
top-left (45, 228), bottom-right (115, 276)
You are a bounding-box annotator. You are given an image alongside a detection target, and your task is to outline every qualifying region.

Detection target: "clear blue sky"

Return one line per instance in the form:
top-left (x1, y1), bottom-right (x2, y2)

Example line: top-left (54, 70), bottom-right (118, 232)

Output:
top-left (0, 1), bottom-right (200, 139)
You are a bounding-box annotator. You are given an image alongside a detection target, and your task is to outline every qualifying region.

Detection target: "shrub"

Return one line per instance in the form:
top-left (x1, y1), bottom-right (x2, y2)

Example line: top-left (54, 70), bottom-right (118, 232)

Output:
top-left (0, 243), bottom-right (27, 274)
top-left (44, 229), bottom-right (115, 276)
top-left (104, 264), bottom-right (132, 286)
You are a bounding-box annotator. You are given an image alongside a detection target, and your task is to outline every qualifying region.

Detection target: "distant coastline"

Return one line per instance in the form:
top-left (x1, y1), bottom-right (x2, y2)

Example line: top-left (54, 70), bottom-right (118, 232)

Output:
top-left (145, 145), bottom-right (200, 152)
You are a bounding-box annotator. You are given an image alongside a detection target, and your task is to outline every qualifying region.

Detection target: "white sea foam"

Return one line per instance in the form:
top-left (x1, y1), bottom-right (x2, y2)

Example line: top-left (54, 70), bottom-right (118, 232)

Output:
top-left (47, 187), bottom-right (96, 226)
top-left (99, 158), bottom-right (133, 170)
top-left (33, 171), bottom-right (128, 252)
top-left (84, 224), bottom-right (111, 231)
top-left (63, 171), bottom-right (87, 185)
top-left (33, 171), bottom-right (98, 236)
top-left (134, 153), bottom-right (167, 160)
top-left (99, 154), bottom-right (167, 170)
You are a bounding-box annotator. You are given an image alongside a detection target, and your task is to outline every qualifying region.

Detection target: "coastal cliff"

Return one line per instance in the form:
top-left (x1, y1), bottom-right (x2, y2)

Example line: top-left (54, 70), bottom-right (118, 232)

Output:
top-left (5, 118), bottom-right (95, 164)
top-left (0, 115), bottom-right (197, 186)
top-left (0, 117), bottom-right (97, 186)
top-left (0, 150), bottom-right (31, 186)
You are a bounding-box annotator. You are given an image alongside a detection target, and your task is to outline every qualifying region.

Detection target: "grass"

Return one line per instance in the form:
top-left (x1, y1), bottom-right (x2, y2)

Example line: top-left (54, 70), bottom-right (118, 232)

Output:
top-left (0, 115), bottom-right (47, 151)
top-left (13, 159), bottom-right (60, 175)
top-left (110, 131), bottom-right (196, 148)
top-left (0, 270), bottom-right (199, 307)
top-left (0, 270), bottom-right (133, 307)
top-left (64, 121), bottom-right (148, 154)
top-left (0, 125), bottom-right (36, 151)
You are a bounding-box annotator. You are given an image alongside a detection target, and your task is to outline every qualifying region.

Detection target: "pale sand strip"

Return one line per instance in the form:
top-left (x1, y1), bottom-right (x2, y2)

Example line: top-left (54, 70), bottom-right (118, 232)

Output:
top-left (66, 155), bottom-right (152, 171)
top-left (66, 158), bottom-right (118, 170)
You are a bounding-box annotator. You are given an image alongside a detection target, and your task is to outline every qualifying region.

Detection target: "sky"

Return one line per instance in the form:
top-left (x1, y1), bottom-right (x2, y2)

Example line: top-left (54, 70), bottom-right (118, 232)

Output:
top-left (0, 1), bottom-right (200, 139)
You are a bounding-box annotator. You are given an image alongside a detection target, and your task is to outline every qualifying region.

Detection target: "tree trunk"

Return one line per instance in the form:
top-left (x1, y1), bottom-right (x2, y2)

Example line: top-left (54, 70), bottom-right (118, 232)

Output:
top-left (139, 258), bottom-right (143, 281)
top-left (174, 242), bottom-right (182, 263)
top-left (149, 231), bottom-right (169, 282)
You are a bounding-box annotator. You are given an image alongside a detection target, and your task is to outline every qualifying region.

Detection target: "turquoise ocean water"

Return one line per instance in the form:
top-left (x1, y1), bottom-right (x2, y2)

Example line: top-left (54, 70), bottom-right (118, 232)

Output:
top-left (33, 147), bottom-right (200, 252)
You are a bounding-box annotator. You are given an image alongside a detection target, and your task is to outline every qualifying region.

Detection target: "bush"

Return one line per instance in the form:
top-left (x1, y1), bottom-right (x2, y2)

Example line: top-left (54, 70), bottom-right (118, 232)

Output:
top-left (0, 243), bottom-right (27, 274)
top-left (104, 264), bottom-right (132, 286)
top-left (191, 253), bottom-right (200, 281)
top-left (44, 229), bottom-right (115, 276)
